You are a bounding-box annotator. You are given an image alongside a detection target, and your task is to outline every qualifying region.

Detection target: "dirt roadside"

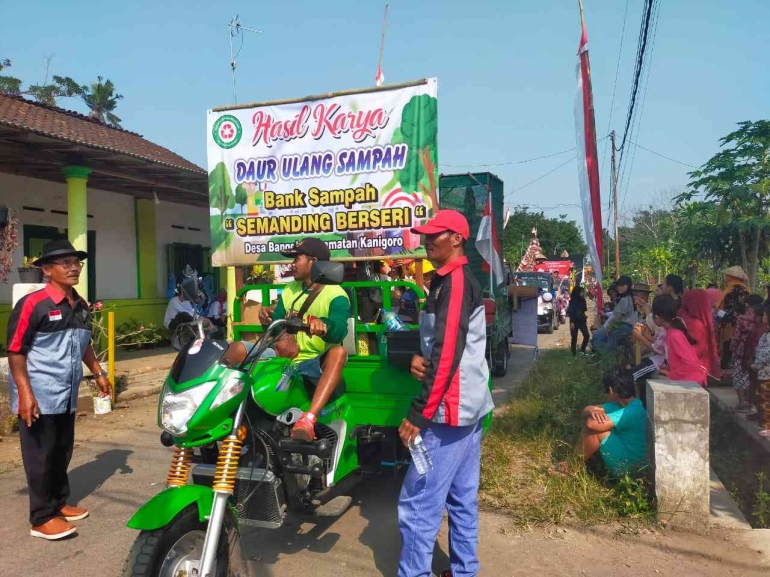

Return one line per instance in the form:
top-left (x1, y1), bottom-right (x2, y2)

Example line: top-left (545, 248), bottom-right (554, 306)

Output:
top-left (0, 327), bottom-right (767, 575)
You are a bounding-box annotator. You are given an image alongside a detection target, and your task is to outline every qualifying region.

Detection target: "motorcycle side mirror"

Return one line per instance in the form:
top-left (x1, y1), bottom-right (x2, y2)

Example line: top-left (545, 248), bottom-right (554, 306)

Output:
top-left (310, 261), bottom-right (344, 285)
top-left (180, 277), bottom-right (199, 301)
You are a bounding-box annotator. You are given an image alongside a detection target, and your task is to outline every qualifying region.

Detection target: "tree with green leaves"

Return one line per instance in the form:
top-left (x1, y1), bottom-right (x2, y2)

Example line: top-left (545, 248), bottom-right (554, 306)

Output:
top-left (503, 206), bottom-right (587, 266)
top-left (680, 120), bottom-right (770, 290)
top-left (0, 57), bottom-right (84, 106)
top-left (0, 58), bottom-right (22, 95)
top-left (82, 76), bottom-right (123, 128)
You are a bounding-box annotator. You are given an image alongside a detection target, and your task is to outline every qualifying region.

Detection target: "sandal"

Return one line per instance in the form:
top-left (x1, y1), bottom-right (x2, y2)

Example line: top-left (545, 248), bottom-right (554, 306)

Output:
top-left (290, 413), bottom-right (317, 442)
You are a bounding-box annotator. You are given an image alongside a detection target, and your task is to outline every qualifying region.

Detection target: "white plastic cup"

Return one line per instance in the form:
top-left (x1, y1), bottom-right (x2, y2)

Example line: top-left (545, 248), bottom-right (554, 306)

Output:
top-left (93, 396), bottom-right (112, 415)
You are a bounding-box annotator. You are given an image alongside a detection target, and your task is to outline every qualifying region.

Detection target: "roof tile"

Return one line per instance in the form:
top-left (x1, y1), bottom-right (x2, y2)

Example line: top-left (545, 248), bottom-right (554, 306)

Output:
top-left (0, 94), bottom-right (205, 174)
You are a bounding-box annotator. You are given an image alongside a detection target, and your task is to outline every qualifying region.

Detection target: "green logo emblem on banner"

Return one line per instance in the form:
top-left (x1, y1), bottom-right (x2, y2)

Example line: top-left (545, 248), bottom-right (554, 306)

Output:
top-left (212, 115), bottom-right (242, 149)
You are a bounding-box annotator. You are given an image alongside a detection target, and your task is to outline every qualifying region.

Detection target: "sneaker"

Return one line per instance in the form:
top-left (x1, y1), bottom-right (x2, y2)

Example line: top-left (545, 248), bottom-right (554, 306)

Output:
top-left (59, 505), bottom-right (89, 522)
top-left (290, 413), bottom-right (317, 442)
top-left (30, 517), bottom-right (77, 540)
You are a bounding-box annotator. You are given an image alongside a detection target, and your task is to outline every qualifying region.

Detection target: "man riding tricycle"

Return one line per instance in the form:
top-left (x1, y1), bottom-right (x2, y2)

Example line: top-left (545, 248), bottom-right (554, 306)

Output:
top-left (122, 221), bottom-right (494, 577)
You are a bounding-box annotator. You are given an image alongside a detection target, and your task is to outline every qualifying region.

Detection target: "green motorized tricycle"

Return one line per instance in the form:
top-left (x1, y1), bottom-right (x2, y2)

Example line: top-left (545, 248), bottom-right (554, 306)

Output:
top-left (122, 261), bottom-right (492, 577)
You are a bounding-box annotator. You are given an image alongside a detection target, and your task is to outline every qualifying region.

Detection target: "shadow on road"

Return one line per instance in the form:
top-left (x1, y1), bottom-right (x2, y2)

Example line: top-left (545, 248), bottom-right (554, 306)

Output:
top-left (16, 449), bottom-right (134, 505)
top-left (69, 449), bottom-right (134, 504)
top-left (357, 475), bottom-right (450, 576)
top-left (243, 474), bottom-right (450, 576)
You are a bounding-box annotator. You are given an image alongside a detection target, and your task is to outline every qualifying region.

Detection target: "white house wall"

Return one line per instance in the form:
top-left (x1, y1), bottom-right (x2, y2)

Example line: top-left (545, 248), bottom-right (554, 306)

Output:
top-left (0, 172), bottom-right (137, 302)
top-left (0, 172), bottom-right (211, 304)
top-left (154, 198), bottom-right (211, 298)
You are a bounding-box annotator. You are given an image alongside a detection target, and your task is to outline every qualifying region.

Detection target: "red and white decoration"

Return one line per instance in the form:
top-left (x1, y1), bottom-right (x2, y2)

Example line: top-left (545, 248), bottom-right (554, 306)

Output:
top-left (476, 193), bottom-right (505, 287)
top-left (574, 19), bottom-right (603, 295)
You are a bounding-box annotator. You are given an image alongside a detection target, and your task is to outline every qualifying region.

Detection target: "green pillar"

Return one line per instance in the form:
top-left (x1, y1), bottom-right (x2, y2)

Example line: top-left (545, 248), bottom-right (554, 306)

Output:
top-left (62, 166), bottom-right (92, 300)
top-left (134, 198), bottom-right (158, 298)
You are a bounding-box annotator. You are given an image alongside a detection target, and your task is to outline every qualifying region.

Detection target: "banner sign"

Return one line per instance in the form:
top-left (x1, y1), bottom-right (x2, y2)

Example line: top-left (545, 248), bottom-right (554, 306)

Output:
top-left (206, 79), bottom-right (439, 266)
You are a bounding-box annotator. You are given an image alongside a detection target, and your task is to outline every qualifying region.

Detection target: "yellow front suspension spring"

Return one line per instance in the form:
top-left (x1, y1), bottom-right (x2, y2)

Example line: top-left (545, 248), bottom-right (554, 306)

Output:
top-left (212, 436), bottom-right (243, 494)
top-left (166, 447), bottom-right (193, 488)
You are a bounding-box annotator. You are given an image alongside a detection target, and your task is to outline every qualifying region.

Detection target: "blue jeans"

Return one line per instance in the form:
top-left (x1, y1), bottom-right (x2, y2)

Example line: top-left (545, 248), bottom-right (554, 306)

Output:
top-left (398, 421), bottom-right (483, 577)
top-left (592, 322), bottom-right (633, 354)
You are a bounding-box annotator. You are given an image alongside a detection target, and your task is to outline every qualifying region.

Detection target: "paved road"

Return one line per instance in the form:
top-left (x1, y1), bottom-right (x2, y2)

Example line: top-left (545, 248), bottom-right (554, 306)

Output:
top-left (1, 330), bottom-right (766, 576)
top-left (0, 330), bottom-right (552, 576)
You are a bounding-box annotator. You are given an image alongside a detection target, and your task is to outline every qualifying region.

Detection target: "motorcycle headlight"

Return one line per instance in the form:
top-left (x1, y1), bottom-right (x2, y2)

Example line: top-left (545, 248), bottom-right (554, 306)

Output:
top-left (210, 375), bottom-right (245, 410)
top-left (160, 381), bottom-right (216, 435)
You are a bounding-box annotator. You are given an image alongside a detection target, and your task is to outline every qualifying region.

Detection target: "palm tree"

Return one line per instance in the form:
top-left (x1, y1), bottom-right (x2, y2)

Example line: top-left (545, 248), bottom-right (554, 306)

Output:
top-left (83, 76), bottom-right (123, 128)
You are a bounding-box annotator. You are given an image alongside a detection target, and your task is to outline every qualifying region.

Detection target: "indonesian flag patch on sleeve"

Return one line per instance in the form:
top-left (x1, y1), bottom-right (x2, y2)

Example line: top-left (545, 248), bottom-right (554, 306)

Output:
top-left (48, 310), bottom-right (63, 321)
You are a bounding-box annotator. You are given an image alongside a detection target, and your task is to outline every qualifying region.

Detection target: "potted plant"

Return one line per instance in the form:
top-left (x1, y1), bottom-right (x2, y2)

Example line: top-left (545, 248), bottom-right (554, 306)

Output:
top-left (18, 256), bottom-right (43, 283)
top-left (0, 208), bottom-right (18, 283)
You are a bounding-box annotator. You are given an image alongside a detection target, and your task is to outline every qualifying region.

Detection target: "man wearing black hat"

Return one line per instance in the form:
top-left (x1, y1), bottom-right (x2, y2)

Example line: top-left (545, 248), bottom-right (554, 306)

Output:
top-left (258, 238), bottom-right (350, 441)
top-left (7, 240), bottom-right (112, 540)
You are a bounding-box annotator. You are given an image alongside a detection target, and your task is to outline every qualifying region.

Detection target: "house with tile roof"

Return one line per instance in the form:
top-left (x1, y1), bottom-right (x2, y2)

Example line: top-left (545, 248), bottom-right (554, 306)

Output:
top-left (0, 94), bottom-right (217, 344)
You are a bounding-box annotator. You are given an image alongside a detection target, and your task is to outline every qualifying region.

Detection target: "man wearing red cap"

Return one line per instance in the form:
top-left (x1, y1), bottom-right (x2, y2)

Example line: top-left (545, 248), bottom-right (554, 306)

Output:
top-left (397, 210), bottom-right (494, 577)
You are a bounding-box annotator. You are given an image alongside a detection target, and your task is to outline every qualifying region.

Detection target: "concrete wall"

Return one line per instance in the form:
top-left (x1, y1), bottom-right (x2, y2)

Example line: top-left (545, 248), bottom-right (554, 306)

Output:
top-left (647, 379), bottom-right (710, 532)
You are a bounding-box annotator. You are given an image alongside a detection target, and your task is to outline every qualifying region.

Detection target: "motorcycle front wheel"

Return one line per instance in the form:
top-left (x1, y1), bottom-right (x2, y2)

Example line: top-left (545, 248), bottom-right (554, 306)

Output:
top-left (122, 505), bottom-right (242, 577)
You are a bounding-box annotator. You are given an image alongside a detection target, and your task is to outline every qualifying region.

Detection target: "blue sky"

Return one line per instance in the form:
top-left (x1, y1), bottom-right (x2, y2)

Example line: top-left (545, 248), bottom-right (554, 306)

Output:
top-left (3, 0), bottom-right (768, 233)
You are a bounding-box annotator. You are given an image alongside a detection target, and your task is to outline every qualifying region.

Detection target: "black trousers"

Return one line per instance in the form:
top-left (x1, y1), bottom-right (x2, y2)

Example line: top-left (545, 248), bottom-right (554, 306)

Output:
top-left (168, 312), bottom-right (194, 334)
top-left (18, 413), bottom-right (75, 526)
top-left (570, 319), bottom-right (590, 354)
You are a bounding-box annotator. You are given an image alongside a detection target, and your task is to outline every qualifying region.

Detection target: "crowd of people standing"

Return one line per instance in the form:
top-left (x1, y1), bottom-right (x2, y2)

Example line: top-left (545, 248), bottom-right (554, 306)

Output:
top-left (580, 266), bottom-right (770, 440)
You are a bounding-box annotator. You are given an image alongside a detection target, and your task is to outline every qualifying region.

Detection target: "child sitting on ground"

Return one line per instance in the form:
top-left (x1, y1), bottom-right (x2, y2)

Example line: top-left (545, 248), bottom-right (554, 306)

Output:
top-left (652, 295), bottom-right (707, 387)
top-left (571, 369), bottom-right (648, 478)
top-left (751, 305), bottom-right (770, 437)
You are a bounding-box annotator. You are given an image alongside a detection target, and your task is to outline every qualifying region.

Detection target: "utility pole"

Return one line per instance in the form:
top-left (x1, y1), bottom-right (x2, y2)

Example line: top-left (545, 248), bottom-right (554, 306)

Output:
top-left (610, 130), bottom-right (620, 280)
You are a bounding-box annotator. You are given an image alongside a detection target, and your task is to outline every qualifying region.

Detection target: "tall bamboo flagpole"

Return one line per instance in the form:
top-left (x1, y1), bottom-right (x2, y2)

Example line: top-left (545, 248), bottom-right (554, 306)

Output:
top-left (375, 4), bottom-right (389, 86)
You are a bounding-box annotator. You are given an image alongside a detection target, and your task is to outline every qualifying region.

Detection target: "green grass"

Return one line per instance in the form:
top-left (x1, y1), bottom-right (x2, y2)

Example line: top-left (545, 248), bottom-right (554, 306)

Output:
top-left (479, 349), bottom-right (654, 526)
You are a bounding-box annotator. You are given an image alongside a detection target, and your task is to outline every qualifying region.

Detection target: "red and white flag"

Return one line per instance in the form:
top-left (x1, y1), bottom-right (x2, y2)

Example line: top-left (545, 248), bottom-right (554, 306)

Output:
top-left (574, 17), bottom-right (603, 295)
top-left (503, 206), bottom-right (511, 229)
top-left (375, 64), bottom-right (384, 87)
top-left (476, 193), bottom-right (505, 286)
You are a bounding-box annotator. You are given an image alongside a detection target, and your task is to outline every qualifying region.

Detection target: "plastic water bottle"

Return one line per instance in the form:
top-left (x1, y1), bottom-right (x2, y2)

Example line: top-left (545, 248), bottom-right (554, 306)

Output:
top-left (409, 435), bottom-right (433, 475)
top-left (382, 309), bottom-right (405, 331)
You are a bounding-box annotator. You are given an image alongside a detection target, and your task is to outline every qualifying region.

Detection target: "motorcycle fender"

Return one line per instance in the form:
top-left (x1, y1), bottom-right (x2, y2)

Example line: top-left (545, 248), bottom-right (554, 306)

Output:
top-left (127, 485), bottom-right (214, 531)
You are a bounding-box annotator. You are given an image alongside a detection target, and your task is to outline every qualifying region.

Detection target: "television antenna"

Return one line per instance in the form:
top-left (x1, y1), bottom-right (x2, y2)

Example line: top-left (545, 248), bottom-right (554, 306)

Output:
top-left (227, 15), bottom-right (263, 104)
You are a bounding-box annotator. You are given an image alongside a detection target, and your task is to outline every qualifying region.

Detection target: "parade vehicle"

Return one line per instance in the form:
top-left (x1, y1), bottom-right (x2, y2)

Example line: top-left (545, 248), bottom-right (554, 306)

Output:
top-left (122, 263), bottom-right (493, 577)
top-left (513, 271), bottom-right (559, 334)
top-left (439, 172), bottom-right (512, 376)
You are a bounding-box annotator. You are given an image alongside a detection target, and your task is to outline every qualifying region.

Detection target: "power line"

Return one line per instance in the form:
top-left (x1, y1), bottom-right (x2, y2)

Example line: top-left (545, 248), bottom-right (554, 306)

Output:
top-left (442, 146), bottom-right (575, 168)
top-left (619, 0), bottom-right (662, 214)
top-left (505, 155), bottom-right (577, 198)
top-left (616, 0), bottom-right (656, 168)
top-left (630, 141), bottom-right (696, 168)
top-left (601, 0), bottom-right (631, 207)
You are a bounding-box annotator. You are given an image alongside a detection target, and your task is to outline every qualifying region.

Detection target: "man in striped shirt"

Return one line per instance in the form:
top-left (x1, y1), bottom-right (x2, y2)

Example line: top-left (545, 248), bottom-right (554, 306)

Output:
top-left (398, 210), bottom-right (494, 577)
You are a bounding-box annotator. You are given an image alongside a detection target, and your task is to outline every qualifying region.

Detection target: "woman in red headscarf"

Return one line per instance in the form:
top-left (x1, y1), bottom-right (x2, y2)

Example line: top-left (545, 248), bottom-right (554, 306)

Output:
top-left (680, 289), bottom-right (721, 381)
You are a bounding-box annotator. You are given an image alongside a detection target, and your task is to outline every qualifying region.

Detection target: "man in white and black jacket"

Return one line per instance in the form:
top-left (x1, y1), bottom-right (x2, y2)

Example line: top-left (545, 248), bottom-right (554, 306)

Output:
top-left (398, 210), bottom-right (494, 577)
